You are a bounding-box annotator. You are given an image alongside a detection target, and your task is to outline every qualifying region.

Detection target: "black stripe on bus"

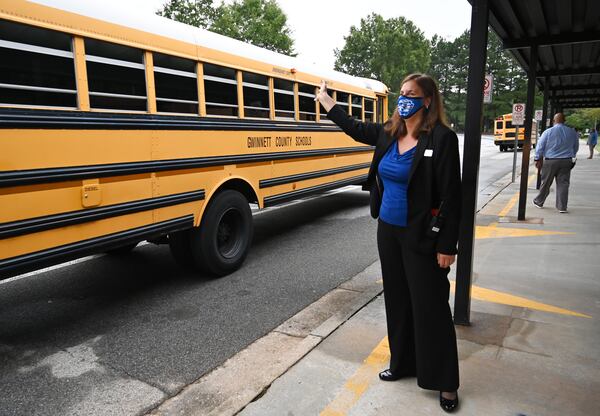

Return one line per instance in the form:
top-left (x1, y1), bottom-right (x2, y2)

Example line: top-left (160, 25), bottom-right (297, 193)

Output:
top-left (259, 163), bottom-right (371, 188)
top-left (0, 190), bottom-right (205, 240)
top-left (0, 146), bottom-right (374, 188)
top-left (0, 215), bottom-right (194, 280)
top-left (0, 108), bottom-right (343, 131)
top-left (263, 174), bottom-right (368, 207)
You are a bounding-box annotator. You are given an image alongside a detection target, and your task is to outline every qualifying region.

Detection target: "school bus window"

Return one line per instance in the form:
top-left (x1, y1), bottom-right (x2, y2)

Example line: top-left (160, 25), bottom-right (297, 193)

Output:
top-left (364, 98), bottom-right (374, 122)
top-left (298, 83), bottom-right (316, 121)
top-left (336, 92), bottom-right (349, 113)
top-left (351, 95), bottom-right (362, 119)
top-left (0, 19), bottom-right (76, 107)
top-left (153, 52), bottom-right (198, 114)
top-left (203, 63), bottom-right (238, 117)
top-left (496, 120), bottom-right (503, 130)
top-left (85, 38), bottom-right (146, 111)
top-left (273, 78), bottom-right (294, 120)
top-left (376, 96), bottom-right (384, 123)
top-left (243, 72), bottom-right (269, 119)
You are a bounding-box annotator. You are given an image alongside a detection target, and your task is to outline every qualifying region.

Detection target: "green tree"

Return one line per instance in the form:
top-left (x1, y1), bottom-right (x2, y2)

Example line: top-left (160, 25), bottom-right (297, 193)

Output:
top-left (211, 0), bottom-right (296, 55)
top-left (429, 35), bottom-right (453, 98)
top-left (157, 0), bottom-right (219, 29)
top-left (429, 29), bottom-right (543, 132)
top-left (566, 108), bottom-right (600, 131)
top-left (334, 13), bottom-right (431, 112)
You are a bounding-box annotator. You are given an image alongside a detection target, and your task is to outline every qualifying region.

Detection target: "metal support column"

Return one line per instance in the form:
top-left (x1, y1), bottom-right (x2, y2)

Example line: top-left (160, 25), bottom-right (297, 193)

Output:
top-left (541, 77), bottom-right (549, 132)
top-left (454, 0), bottom-right (489, 326)
top-left (517, 45), bottom-right (538, 221)
top-left (537, 76), bottom-right (549, 189)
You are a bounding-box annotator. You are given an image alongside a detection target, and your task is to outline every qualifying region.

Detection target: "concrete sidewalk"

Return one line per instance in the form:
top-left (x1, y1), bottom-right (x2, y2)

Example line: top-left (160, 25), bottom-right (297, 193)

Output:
top-left (149, 145), bottom-right (599, 416)
top-left (237, 146), bottom-right (600, 416)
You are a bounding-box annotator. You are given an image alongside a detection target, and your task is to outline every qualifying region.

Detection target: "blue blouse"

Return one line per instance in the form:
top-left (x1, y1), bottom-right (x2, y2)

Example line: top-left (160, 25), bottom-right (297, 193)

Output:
top-left (378, 143), bottom-right (416, 227)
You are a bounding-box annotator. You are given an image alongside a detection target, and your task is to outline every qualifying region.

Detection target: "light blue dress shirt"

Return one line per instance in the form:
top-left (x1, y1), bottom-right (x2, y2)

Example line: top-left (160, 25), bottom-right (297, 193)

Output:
top-left (534, 123), bottom-right (579, 160)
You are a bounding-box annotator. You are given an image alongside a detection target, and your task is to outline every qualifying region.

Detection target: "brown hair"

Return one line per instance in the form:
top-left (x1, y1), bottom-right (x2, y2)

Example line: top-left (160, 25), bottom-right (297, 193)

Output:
top-left (383, 73), bottom-right (448, 139)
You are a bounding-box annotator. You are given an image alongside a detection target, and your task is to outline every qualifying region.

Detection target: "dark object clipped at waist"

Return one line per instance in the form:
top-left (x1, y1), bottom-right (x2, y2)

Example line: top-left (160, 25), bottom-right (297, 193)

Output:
top-left (369, 179), bottom-right (445, 239)
top-left (426, 209), bottom-right (445, 239)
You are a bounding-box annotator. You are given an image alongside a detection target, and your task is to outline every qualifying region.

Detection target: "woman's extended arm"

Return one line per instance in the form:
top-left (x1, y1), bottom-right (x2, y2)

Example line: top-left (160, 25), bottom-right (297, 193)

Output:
top-left (315, 80), bottom-right (382, 146)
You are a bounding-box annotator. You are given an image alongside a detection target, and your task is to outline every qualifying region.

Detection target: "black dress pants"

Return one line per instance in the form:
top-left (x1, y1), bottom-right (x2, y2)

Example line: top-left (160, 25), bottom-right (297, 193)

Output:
top-left (377, 219), bottom-right (460, 391)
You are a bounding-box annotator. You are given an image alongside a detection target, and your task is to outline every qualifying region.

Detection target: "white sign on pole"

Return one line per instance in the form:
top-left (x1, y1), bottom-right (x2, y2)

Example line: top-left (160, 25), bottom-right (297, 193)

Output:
top-left (483, 74), bottom-right (493, 104)
top-left (512, 103), bottom-right (525, 125)
top-left (534, 109), bottom-right (543, 121)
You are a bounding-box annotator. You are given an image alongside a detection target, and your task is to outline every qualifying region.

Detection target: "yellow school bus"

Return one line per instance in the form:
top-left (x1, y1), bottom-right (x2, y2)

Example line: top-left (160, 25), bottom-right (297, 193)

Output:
top-left (0, 0), bottom-right (388, 279)
top-left (494, 113), bottom-right (537, 152)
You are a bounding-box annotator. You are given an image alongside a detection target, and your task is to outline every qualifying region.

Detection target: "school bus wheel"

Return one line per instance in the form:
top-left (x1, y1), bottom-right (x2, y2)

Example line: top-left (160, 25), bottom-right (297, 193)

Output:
top-left (189, 190), bottom-right (254, 277)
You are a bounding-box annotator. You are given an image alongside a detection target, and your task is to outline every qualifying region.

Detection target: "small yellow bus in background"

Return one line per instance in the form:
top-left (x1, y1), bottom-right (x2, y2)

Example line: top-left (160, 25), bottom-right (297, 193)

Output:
top-left (0, 0), bottom-right (388, 279)
top-left (494, 113), bottom-right (537, 152)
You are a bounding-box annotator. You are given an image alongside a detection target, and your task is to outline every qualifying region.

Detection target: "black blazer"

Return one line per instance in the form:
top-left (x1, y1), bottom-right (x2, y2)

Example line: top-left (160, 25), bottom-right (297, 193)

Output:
top-left (327, 104), bottom-right (461, 255)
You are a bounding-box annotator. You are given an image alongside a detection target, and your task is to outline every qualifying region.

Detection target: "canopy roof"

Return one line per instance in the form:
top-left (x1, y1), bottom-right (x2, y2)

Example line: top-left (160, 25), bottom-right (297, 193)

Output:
top-left (482, 0), bottom-right (600, 109)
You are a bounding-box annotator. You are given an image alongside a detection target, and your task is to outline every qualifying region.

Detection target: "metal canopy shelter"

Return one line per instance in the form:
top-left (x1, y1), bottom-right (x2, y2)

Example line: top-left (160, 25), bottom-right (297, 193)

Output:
top-left (455, 0), bottom-right (600, 325)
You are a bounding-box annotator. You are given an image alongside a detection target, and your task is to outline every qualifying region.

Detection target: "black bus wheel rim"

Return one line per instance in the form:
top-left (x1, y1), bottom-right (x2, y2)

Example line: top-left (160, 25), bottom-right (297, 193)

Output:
top-left (215, 208), bottom-right (244, 259)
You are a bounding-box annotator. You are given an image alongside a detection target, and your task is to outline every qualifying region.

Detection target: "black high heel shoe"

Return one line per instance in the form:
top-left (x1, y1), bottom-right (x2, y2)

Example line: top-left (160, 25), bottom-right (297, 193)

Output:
top-left (378, 369), bottom-right (402, 381)
top-left (439, 391), bottom-right (459, 413)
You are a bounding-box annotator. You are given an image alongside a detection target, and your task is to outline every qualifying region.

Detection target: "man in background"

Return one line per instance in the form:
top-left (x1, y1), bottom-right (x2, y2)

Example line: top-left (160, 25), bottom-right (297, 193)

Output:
top-left (587, 126), bottom-right (598, 159)
top-left (533, 113), bottom-right (579, 213)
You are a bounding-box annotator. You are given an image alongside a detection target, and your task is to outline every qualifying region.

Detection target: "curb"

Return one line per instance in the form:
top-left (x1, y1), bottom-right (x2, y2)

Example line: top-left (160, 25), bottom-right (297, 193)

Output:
top-left (146, 165), bottom-right (524, 416)
top-left (146, 261), bottom-right (383, 416)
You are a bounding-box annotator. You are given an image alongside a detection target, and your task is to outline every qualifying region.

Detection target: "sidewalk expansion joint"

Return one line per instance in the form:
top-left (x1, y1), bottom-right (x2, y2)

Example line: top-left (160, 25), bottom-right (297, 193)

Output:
top-left (271, 329), bottom-right (319, 339)
top-left (336, 286), bottom-right (366, 294)
top-left (498, 345), bottom-right (553, 359)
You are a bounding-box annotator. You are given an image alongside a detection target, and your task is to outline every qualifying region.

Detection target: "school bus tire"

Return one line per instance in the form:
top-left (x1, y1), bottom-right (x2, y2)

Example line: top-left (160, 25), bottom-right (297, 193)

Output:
top-left (189, 190), bottom-right (253, 277)
top-left (168, 230), bottom-right (195, 268)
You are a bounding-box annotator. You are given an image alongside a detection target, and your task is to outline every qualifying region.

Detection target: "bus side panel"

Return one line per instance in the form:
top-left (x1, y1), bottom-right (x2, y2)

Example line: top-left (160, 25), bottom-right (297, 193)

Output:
top-left (0, 130), bottom-right (153, 171)
top-left (0, 211), bottom-right (154, 260)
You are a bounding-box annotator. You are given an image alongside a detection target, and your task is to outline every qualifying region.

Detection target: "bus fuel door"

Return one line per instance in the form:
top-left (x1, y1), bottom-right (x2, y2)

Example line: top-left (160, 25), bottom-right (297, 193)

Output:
top-left (81, 181), bottom-right (102, 208)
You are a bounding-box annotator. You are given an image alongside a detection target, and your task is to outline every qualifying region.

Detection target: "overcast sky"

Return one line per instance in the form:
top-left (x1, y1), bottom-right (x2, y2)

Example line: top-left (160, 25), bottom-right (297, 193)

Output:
top-left (128, 0), bottom-right (472, 69)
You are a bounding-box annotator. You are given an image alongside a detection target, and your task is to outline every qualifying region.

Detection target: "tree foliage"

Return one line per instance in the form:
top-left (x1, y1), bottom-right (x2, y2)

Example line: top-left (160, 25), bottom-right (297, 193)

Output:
top-left (157, 0), bottom-right (295, 56)
top-left (334, 13), bottom-right (431, 111)
top-left (566, 108), bottom-right (600, 131)
top-left (429, 29), bottom-right (543, 132)
top-left (157, 0), bottom-right (218, 29)
top-left (211, 0), bottom-right (295, 55)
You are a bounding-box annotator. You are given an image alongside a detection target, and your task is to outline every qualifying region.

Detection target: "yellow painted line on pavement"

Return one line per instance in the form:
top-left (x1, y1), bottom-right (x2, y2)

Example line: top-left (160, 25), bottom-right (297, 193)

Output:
top-left (319, 337), bottom-right (390, 416)
top-left (319, 277), bottom-right (590, 416)
top-left (497, 173), bottom-right (537, 218)
top-left (475, 225), bottom-right (572, 239)
top-left (477, 173), bottom-right (574, 238)
top-left (450, 280), bottom-right (591, 318)
top-left (497, 191), bottom-right (520, 218)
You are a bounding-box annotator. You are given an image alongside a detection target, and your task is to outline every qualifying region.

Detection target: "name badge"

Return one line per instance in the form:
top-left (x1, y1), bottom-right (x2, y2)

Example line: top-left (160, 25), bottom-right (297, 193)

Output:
top-left (424, 149), bottom-right (433, 157)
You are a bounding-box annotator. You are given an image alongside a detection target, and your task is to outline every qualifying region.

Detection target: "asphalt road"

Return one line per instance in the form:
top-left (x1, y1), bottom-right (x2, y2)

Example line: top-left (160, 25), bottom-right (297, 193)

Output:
top-left (0, 135), bottom-right (525, 416)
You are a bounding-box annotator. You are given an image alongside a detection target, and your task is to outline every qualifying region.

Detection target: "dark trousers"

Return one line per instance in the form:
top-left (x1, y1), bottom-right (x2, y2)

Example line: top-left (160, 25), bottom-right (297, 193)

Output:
top-left (377, 219), bottom-right (460, 391)
top-left (534, 158), bottom-right (572, 211)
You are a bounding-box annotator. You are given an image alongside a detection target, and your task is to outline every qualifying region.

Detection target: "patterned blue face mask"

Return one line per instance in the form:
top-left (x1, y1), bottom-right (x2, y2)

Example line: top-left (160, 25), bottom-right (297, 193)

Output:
top-left (397, 95), bottom-right (425, 119)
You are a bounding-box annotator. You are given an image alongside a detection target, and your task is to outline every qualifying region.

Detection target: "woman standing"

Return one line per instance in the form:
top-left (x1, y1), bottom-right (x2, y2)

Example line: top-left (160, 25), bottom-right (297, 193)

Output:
top-left (316, 74), bottom-right (462, 413)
